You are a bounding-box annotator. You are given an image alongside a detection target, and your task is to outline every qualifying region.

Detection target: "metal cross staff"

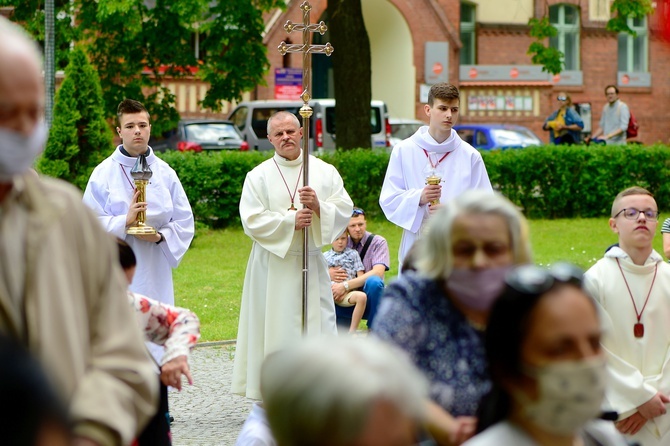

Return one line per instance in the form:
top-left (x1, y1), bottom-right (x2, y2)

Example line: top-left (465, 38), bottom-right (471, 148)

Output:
top-left (278, 1), bottom-right (334, 335)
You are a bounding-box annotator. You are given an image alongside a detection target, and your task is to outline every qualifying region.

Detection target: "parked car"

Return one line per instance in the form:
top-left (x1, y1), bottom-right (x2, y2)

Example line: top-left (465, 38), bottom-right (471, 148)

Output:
top-left (150, 119), bottom-right (249, 152)
top-left (454, 124), bottom-right (542, 150)
top-left (228, 99), bottom-right (390, 152)
top-left (388, 118), bottom-right (425, 147)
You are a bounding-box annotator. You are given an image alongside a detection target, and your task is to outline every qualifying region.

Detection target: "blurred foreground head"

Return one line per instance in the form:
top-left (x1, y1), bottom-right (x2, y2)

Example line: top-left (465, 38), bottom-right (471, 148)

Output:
top-left (415, 189), bottom-right (531, 280)
top-left (0, 16), bottom-right (44, 136)
top-left (0, 16), bottom-right (47, 184)
top-left (261, 336), bottom-right (428, 446)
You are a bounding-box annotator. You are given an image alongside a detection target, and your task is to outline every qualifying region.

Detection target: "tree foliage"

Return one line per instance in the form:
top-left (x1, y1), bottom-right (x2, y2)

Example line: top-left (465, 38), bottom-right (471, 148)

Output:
top-left (528, 0), bottom-right (654, 74)
top-left (2, 0), bottom-right (285, 134)
top-left (527, 17), bottom-right (563, 75)
top-left (607, 0), bottom-right (655, 35)
top-left (37, 47), bottom-right (113, 190)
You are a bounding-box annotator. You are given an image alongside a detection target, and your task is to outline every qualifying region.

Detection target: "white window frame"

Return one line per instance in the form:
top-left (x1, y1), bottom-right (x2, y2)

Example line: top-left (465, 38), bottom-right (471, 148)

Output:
top-left (460, 2), bottom-right (476, 65)
top-left (549, 4), bottom-right (580, 71)
top-left (618, 16), bottom-right (648, 72)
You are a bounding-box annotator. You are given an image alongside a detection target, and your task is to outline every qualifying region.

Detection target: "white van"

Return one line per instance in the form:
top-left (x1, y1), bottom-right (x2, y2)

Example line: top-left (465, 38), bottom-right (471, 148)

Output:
top-left (228, 99), bottom-right (390, 151)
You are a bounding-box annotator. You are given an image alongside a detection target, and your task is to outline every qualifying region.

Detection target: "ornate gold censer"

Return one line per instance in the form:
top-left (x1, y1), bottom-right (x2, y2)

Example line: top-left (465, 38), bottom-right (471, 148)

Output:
top-left (126, 154), bottom-right (157, 235)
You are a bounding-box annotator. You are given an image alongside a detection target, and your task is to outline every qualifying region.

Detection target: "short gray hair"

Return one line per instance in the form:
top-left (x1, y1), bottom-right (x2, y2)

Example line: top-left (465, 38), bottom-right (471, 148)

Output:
top-left (261, 336), bottom-right (428, 446)
top-left (0, 16), bottom-right (43, 69)
top-left (415, 190), bottom-right (532, 280)
top-left (266, 111), bottom-right (300, 136)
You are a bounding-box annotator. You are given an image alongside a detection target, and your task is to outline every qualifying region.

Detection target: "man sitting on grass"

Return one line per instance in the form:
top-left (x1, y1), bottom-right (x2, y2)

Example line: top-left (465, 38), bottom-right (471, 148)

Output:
top-left (330, 207), bottom-right (390, 331)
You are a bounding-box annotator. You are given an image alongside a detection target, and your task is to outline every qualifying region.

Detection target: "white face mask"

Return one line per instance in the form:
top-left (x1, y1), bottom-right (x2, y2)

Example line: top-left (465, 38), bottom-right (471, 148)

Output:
top-left (0, 123), bottom-right (47, 181)
top-left (514, 356), bottom-right (607, 436)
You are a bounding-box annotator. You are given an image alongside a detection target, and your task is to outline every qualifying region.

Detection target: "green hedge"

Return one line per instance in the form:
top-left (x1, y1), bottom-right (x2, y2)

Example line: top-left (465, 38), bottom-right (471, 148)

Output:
top-left (481, 144), bottom-right (670, 218)
top-left (159, 144), bottom-right (670, 228)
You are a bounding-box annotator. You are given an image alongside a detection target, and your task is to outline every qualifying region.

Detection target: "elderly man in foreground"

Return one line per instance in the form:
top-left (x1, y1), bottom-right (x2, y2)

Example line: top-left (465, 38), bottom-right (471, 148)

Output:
top-left (0, 16), bottom-right (157, 446)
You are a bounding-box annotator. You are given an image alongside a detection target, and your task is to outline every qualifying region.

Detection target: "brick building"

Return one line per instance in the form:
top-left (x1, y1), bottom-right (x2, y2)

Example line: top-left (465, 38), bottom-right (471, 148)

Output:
top-left (4, 1), bottom-right (668, 143)
top-left (258, 0), bottom-right (670, 144)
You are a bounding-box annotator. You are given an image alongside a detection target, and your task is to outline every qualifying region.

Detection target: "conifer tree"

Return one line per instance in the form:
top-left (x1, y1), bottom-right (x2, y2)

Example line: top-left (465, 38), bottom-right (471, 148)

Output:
top-left (38, 47), bottom-right (113, 190)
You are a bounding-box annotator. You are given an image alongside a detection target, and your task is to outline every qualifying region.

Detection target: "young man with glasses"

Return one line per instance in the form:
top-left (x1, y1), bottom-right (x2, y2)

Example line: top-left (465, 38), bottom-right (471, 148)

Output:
top-left (542, 92), bottom-right (584, 145)
top-left (586, 84), bottom-right (630, 145)
top-left (584, 186), bottom-right (670, 446)
top-left (329, 207), bottom-right (390, 330)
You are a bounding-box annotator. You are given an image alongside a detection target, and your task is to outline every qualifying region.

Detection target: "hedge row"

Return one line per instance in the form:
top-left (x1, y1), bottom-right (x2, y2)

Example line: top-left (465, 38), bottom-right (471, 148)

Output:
top-left (159, 144), bottom-right (670, 228)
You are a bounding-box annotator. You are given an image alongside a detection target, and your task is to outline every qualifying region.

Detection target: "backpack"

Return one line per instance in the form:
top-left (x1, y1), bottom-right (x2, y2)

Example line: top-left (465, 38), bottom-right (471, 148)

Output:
top-left (627, 109), bottom-right (639, 139)
top-left (617, 101), bottom-right (639, 139)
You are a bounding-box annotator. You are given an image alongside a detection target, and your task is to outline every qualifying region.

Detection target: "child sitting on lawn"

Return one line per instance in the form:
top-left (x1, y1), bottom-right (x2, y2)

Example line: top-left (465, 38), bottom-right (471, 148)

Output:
top-left (323, 230), bottom-right (367, 333)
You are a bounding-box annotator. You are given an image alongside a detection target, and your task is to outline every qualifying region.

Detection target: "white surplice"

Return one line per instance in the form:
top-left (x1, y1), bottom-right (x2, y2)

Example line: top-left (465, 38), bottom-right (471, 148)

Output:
top-left (585, 247), bottom-right (670, 446)
top-left (232, 153), bottom-right (353, 399)
top-left (379, 127), bottom-right (492, 270)
top-left (83, 146), bottom-right (194, 306)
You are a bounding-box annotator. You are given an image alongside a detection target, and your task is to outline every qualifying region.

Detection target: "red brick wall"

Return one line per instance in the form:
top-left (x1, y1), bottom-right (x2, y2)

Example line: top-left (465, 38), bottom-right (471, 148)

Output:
top-left (258, 0), bottom-right (670, 144)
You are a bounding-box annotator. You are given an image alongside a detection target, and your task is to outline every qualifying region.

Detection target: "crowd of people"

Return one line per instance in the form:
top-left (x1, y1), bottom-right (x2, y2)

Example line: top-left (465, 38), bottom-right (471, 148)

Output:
top-left (0, 13), bottom-right (664, 446)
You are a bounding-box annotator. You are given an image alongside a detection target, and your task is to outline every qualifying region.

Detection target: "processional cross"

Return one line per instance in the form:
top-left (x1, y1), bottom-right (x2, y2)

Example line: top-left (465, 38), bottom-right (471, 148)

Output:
top-left (278, 1), bottom-right (334, 334)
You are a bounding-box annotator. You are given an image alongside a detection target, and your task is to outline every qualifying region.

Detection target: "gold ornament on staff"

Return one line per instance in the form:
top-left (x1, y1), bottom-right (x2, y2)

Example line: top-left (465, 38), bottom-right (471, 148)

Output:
top-left (126, 154), bottom-right (157, 235)
top-left (278, 1), bottom-right (333, 335)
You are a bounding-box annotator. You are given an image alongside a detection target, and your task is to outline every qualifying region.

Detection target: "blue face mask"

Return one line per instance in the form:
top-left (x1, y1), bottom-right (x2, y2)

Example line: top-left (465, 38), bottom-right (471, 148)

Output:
top-left (446, 266), bottom-right (512, 311)
top-left (0, 122), bottom-right (47, 181)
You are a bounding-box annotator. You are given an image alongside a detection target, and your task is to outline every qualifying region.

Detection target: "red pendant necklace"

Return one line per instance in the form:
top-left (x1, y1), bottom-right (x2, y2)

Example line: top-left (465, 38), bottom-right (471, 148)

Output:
top-left (422, 148), bottom-right (450, 169)
top-left (273, 159), bottom-right (303, 211)
top-left (616, 258), bottom-right (657, 338)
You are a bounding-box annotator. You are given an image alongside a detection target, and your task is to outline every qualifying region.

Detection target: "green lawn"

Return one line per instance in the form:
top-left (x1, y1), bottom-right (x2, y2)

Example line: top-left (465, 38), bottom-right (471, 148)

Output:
top-left (175, 218), bottom-right (665, 342)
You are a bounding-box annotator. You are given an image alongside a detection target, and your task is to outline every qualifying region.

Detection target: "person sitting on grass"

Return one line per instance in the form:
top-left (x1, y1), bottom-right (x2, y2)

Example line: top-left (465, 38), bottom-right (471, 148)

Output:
top-left (324, 230), bottom-right (368, 333)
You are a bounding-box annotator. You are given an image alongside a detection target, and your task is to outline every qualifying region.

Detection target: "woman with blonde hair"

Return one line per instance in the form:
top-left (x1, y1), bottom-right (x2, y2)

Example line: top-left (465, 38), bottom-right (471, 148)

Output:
top-left (374, 189), bottom-right (532, 445)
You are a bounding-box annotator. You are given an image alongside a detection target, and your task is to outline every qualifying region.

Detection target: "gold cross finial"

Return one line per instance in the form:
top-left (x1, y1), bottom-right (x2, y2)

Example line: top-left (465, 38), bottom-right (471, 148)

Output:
top-left (278, 1), bottom-right (334, 105)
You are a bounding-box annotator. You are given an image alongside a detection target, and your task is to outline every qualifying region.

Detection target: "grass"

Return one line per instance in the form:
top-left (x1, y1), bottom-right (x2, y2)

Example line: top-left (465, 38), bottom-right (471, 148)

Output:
top-left (175, 218), bottom-right (665, 342)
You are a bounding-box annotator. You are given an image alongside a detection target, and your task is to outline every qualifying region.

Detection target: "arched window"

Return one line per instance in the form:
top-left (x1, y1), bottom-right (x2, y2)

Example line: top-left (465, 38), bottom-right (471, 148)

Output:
top-left (549, 4), bottom-right (580, 70)
top-left (618, 17), bottom-right (648, 72)
top-left (460, 2), bottom-right (476, 65)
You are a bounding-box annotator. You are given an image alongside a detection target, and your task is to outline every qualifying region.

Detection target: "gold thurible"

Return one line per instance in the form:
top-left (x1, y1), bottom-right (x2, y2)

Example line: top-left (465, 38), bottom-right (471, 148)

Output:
top-left (126, 154), bottom-right (157, 235)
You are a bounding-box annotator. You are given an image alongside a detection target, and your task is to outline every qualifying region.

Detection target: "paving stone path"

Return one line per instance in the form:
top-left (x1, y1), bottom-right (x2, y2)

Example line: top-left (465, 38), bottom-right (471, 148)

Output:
top-left (170, 342), bottom-right (254, 446)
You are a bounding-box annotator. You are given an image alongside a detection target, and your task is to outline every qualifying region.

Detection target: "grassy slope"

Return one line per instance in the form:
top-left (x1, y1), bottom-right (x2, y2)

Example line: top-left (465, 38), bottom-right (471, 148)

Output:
top-left (175, 218), bottom-right (665, 341)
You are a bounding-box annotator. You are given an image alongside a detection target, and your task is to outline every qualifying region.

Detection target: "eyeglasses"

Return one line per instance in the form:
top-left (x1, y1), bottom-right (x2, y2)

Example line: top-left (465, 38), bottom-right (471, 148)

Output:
top-left (352, 208), bottom-right (365, 216)
top-left (557, 96), bottom-right (567, 101)
top-left (505, 263), bottom-right (584, 296)
top-left (614, 208), bottom-right (659, 221)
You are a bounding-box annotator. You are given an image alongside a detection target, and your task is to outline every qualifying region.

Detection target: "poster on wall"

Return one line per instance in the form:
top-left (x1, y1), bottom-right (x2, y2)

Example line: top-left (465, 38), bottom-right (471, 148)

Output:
top-left (275, 68), bottom-right (303, 100)
top-left (466, 95), bottom-right (533, 112)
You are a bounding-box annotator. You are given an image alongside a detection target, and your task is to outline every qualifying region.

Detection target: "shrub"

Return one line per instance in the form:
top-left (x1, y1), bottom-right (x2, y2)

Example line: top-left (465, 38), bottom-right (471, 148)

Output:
top-left (159, 144), bottom-right (670, 228)
top-left (481, 144), bottom-right (670, 218)
top-left (159, 151), bottom-right (271, 228)
top-left (319, 149), bottom-right (390, 219)
top-left (37, 47), bottom-right (113, 189)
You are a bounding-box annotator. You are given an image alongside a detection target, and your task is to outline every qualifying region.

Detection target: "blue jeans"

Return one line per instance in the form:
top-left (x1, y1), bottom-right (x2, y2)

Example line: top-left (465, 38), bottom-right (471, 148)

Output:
top-left (335, 275), bottom-right (384, 330)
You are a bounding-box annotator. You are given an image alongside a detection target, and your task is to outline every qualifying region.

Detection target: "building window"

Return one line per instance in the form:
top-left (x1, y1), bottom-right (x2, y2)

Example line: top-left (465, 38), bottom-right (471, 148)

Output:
top-left (618, 16), bottom-right (648, 72)
top-left (549, 4), bottom-right (580, 70)
top-left (460, 2), bottom-right (476, 65)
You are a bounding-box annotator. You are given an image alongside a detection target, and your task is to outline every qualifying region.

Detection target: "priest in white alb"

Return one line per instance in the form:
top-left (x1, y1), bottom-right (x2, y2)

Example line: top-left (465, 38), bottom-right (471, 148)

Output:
top-left (585, 186), bottom-right (670, 446)
top-left (380, 83), bottom-right (492, 272)
top-left (232, 111), bottom-right (353, 399)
